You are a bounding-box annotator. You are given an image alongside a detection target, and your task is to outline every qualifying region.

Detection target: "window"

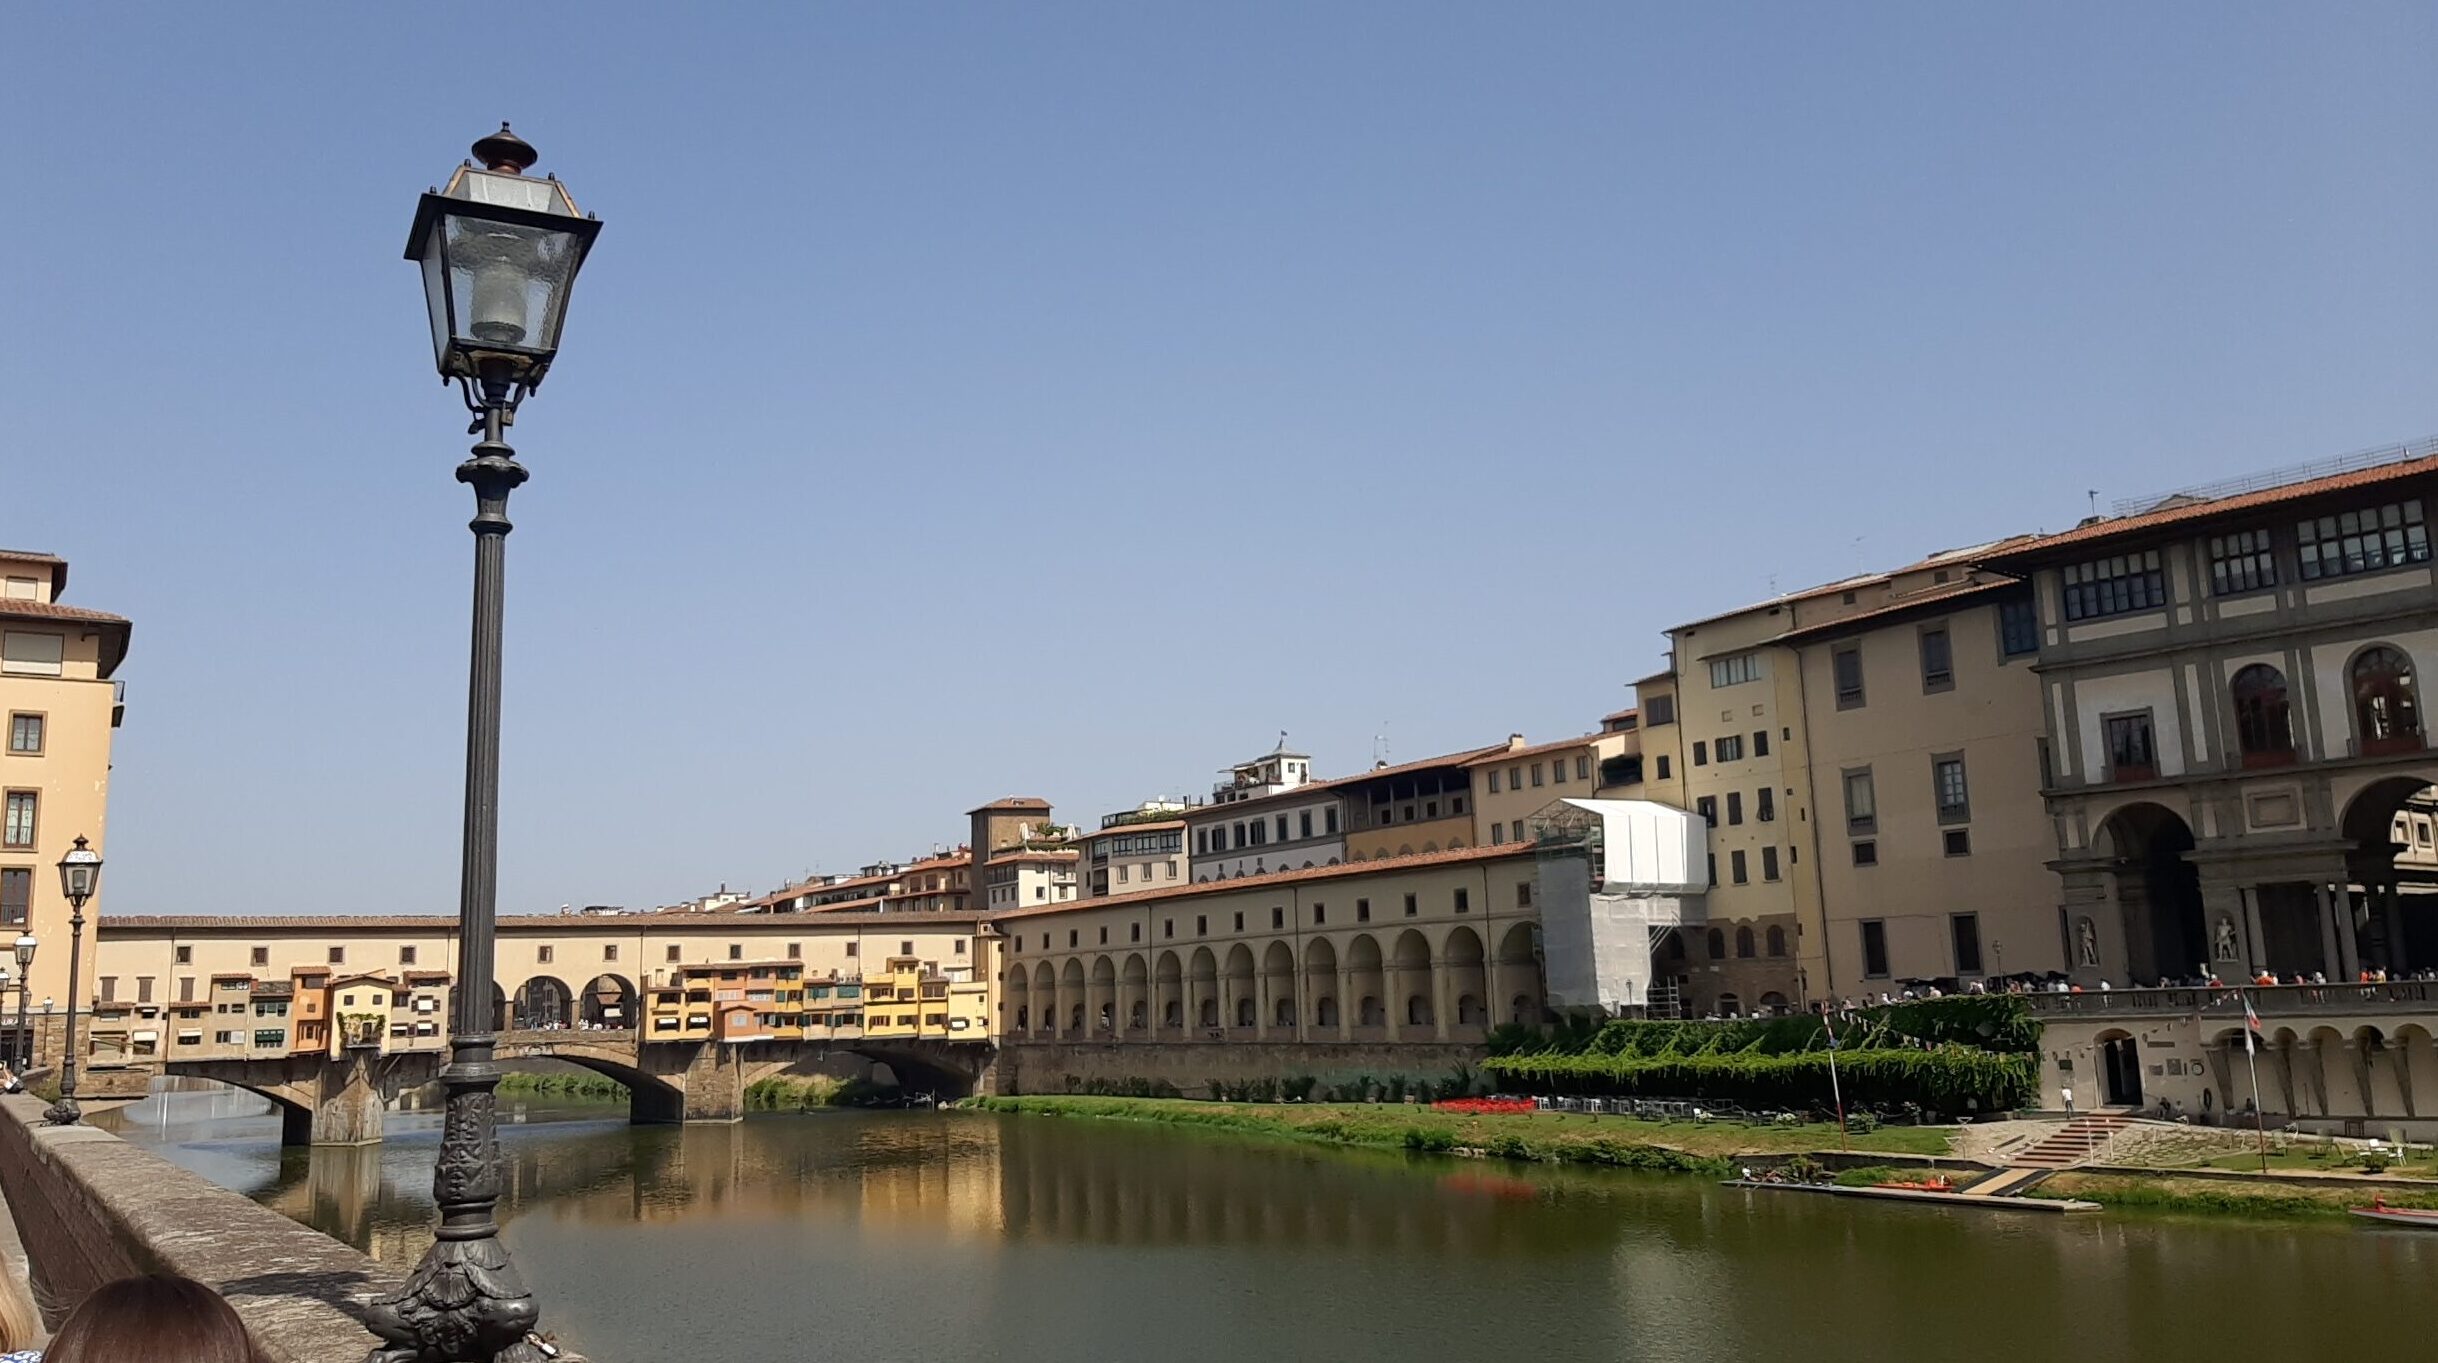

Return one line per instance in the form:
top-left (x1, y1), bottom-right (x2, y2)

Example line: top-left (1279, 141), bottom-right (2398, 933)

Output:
top-left (1271, 907), bottom-right (1284, 929)
top-left (1756, 787), bottom-right (1775, 822)
top-left (1860, 921), bottom-right (1890, 978)
top-left (1842, 768), bottom-right (1876, 833)
top-left (1767, 925), bottom-right (1787, 956)
top-left (1716, 734), bottom-right (1744, 762)
top-left (2105, 713), bottom-right (2158, 782)
top-left (0, 632), bottom-right (63, 677)
top-left (2208, 529), bottom-right (2277, 596)
top-left (1487, 770), bottom-right (1501, 793)
top-left (667, 944), bottom-right (683, 963)
top-left (727, 943), bottom-right (744, 961)
top-left (1696, 796), bottom-right (1717, 827)
top-left (1491, 822), bottom-right (1504, 844)
top-left (1833, 645), bottom-right (1865, 709)
top-left (1324, 807), bottom-right (1339, 835)
top-left (1705, 928), bottom-right (1726, 959)
top-left (1950, 913), bottom-right (1984, 974)
top-left (1530, 763), bottom-right (1545, 788)
top-left (1231, 912), bottom-right (1244, 932)
top-left (2061, 549), bottom-right (2166, 621)
top-left (1734, 926), bottom-right (1755, 958)
top-left (326, 947), bottom-right (344, 965)
top-left (1944, 828), bottom-right (1972, 856)
top-left (1998, 594), bottom-right (2039, 657)
top-left (1693, 741), bottom-right (1708, 767)
top-left (1067, 930), bottom-right (1078, 948)
top-left (1709, 653), bottom-right (1763, 688)
top-left (0, 791), bottom-right (34, 849)
top-left (1576, 756), bottom-right (1590, 781)
top-left (1729, 850), bottom-right (1748, 885)
top-left (2296, 499), bottom-right (2428, 580)
top-left (1726, 792), bottom-right (1743, 825)
top-left (1273, 815), bottom-right (1288, 842)
top-left (1933, 756), bottom-right (1969, 823)
top-left (1356, 898), bottom-right (1372, 923)
top-left (1919, 627), bottom-right (1953, 692)
top-left (174, 945), bottom-right (192, 965)
top-left (1600, 755), bottom-right (1643, 787)
top-left (1299, 811), bottom-right (1313, 839)
top-left (1852, 840), bottom-right (1878, 867)
top-left (1313, 903), bottom-right (1326, 925)
top-left (6, 714), bottom-right (40, 755)
top-left (1761, 846), bottom-right (1780, 881)
top-left (900, 940), bottom-right (913, 956)
top-left (178, 977), bottom-right (194, 1001)
top-left (249, 946), bottom-right (269, 967)
top-left (1552, 759), bottom-right (1568, 784)
top-left (1645, 694), bottom-right (1675, 726)
top-left (1454, 888), bottom-right (1470, 914)
top-left (394, 945), bottom-right (416, 966)
top-left (1195, 915), bottom-right (1207, 936)
top-left (1655, 755), bottom-right (1671, 780)
top-left (98, 976), bottom-right (115, 1002)
top-left (1163, 919), bottom-right (1174, 939)
top-left (0, 869), bottom-right (26, 926)
top-left (1403, 894), bottom-right (1418, 918)
top-left (2231, 664), bottom-right (2295, 765)
top-left (2352, 646), bottom-right (2423, 755)
top-left (1516, 881), bottom-right (1533, 907)
top-left (1752, 730), bottom-right (1770, 759)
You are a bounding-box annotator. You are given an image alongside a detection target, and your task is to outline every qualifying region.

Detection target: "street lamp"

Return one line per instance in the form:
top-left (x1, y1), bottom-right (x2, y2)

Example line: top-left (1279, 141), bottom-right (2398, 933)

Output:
top-left (363, 125), bottom-right (600, 1363)
top-left (45, 836), bottom-right (100, 1125)
top-left (11, 935), bottom-right (30, 1071)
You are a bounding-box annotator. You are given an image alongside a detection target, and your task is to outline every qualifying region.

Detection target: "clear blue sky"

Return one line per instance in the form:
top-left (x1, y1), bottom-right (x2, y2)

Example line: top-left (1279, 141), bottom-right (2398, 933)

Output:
top-left (6, 5), bottom-right (2435, 916)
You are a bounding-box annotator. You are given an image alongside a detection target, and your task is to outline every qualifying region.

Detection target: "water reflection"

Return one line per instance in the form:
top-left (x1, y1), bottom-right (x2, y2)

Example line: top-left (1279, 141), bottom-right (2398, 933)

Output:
top-left (104, 1088), bottom-right (2429, 1363)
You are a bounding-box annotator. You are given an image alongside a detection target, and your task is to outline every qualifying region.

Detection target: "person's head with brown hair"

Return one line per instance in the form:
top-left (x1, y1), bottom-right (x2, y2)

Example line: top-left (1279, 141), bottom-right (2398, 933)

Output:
top-left (44, 1274), bottom-right (260, 1363)
top-left (0, 1264), bottom-right (38, 1355)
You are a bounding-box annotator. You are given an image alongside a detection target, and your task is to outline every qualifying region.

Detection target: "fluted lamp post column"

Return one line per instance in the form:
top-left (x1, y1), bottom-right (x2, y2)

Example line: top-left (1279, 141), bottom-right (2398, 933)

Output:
top-left (11, 935), bottom-right (31, 1073)
top-left (44, 836), bottom-right (100, 1125)
top-left (362, 125), bottom-right (600, 1363)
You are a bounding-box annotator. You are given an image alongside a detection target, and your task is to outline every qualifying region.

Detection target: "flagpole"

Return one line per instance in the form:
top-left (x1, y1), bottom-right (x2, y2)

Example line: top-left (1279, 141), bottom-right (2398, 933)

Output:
top-left (1822, 1008), bottom-right (1850, 1153)
top-left (2243, 988), bottom-right (2270, 1175)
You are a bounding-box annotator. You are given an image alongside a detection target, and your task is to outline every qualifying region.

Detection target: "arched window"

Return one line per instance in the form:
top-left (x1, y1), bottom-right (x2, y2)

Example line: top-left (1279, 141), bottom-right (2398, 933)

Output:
top-left (1735, 927), bottom-right (1756, 958)
top-left (1716, 992), bottom-right (1742, 1018)
top-left (2232, 664), bottom-right (2295, 766)
top-left (2353, 646), bottom-right (2423, 755)
top-left (1706, 928), bottom-right (1727, 960)
top-left (1760, 991), bottom-right (1789, 1012)
top-left (1665, 932), bottom-right (1686, 961)
top-left (1765, 925), bottom-right (1788, 957)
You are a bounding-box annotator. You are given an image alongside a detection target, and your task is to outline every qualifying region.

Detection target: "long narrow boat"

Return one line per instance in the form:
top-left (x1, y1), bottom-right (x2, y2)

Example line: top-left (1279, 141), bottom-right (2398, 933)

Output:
top-left (2350, 1199), bottom-right (2438, 1228)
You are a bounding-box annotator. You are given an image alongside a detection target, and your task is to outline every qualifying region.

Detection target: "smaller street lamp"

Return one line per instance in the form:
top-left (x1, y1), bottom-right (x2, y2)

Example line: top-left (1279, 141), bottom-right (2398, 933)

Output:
top-left (11, 934), bottom-right (31, 1071)
top-left (45, 836), bottom-right (101, 1126)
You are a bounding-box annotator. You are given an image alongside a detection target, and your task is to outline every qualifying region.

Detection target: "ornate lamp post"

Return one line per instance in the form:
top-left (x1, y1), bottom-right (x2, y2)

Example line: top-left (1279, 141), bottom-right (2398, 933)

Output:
top-left (45, 836), bottom-right (100, 1125)
top-left (0, 968), bottom-right (13, 1070)
top-left (363, 125), bottom-right (600, 1363)
top-left (11, 935), bottom-right (30, 1071)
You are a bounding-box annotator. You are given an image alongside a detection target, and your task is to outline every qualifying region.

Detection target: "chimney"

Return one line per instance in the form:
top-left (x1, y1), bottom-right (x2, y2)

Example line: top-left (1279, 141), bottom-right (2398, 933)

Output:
top-left (1508, 733), bottom-right (1526, 751)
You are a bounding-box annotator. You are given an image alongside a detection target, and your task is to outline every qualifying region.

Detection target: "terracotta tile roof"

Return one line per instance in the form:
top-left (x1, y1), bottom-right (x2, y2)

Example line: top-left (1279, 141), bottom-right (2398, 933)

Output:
top-left (1600, 706), bottom-right (1637, 724)
top-left (1985, 452), bottom-right (2438, 562)
top-left (0, 597), bottom-right (132, 677)
top-left (102, 910), bottom-right (993, 932)
top-left (1668, 535), bottom-right (2042, 634)
top-left (1461, 735), bottom-right (1600, 766)
top-left (986, 842), bottom-right (1537, 923)
top-left (1772, 576), bottom-right (2019, 645)
top-left (969, 797), bottom-right (1052, 813)
top-left (987, 848), bottom-right (1078, 864)
top-left (0, 551), bottom-right (68, 599)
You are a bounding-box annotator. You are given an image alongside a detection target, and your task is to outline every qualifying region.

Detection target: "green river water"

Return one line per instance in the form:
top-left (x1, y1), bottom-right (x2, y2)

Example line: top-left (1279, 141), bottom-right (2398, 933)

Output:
top-left (101, 1087), bottom-right (2426, 1361)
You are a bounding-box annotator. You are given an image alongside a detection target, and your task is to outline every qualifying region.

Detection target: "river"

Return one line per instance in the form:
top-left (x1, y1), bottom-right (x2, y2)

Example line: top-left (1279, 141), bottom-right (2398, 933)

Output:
top-left (100, 1087), bottom-right (2422, 1361)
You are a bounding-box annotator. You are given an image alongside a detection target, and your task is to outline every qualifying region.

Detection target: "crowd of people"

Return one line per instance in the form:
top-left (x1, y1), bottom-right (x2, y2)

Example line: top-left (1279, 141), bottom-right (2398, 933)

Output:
top-left (0, 1271), bottom-right (260, 1362)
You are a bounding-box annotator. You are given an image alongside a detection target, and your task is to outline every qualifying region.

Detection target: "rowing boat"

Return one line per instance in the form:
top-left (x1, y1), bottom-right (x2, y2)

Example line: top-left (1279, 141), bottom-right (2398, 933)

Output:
top-left (2351, 1199), bottom-right (2438, 1228)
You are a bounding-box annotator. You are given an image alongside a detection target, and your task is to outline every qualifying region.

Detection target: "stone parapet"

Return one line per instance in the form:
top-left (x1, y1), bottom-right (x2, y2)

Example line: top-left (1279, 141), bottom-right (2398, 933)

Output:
top-left (0, 1093), bottom-right (393, 1360)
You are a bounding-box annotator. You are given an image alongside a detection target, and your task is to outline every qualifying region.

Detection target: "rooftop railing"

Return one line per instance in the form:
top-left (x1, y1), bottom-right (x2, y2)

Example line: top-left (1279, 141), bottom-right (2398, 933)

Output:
top-left (2020, 980), bottom-right (2438, 1018)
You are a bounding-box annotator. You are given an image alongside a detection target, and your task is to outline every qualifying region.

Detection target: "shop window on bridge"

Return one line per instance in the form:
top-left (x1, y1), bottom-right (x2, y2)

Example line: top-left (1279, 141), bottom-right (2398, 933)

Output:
top-left (2232, 664), bottom-right (2296, 767)
top-left (2352, 646), bottom-right (2424, 756)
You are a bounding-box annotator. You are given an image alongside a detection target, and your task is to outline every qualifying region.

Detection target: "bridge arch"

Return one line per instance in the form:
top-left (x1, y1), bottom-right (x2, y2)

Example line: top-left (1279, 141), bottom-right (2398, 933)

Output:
top-left (580, 973), bottom-right (636, 1029)
top-left (513, 975), bottom-right (575, 1030)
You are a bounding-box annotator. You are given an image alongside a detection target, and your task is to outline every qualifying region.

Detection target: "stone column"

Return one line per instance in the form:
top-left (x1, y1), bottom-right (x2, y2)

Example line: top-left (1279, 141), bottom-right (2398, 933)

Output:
top-left (2297, 1039), bottom-right (2331, 1116)
top-left (2391, 1032), bottom-right (2419, 1119)
top-left (1254, 971), bottom-right (1272, 1042)
top-left (1336, 968), bottom-right (1356, 1041)
top-left (2336, 885), bottom-right (2363, 981)
top-left (2203, 1040), bottom-right (2234, 1114)
top-left (2348, 1040), bottom-right (2377, 1119)
top-left (2381, 883), bottom-right (2409, 974)
top-left (2240, 886), bottom-right (2268, 975)
top-left (2317, 884), bottom-right (2345, 980)
top-left (1431, 955), bottom-right (1454, 1043)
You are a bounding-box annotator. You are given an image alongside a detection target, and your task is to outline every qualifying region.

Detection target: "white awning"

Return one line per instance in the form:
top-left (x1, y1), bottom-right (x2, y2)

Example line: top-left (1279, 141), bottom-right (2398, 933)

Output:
top-left (132, 1030), bottom-right (159, 1042)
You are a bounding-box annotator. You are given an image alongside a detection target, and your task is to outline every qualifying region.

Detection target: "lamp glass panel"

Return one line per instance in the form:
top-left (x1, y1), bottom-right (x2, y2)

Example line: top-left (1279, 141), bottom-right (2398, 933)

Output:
top-left (443, 215), bottom-right (582, 354)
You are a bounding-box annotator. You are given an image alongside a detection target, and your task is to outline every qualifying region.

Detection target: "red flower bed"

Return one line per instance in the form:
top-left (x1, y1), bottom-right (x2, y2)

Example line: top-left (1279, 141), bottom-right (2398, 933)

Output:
top-left (1431, 1098), bottom-right (1538, 1116)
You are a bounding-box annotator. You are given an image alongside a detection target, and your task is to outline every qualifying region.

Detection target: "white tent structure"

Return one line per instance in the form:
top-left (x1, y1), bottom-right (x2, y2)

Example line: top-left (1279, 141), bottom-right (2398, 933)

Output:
top-left (1534, 798), bottom-right (1710, 1014)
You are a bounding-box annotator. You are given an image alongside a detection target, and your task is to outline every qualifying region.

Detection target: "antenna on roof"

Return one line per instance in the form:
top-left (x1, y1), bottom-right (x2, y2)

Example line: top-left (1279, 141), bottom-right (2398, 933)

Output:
top-left (2087, 489), bottom-right (2099, 518)
top-left (1374, 723), bottom-right (1390, 769)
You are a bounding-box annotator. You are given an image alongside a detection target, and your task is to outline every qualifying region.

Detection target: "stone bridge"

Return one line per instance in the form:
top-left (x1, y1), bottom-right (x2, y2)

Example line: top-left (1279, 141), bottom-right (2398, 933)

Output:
top-left (166, 1030), bottom-right (995, 1146)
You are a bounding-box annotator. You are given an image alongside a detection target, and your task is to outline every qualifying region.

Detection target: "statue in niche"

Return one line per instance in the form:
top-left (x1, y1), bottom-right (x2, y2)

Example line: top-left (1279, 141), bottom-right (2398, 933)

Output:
top-left (2214, 915), bottom-right (2240, 963)
top-left (2076, 916), bottom-right (2100, 968)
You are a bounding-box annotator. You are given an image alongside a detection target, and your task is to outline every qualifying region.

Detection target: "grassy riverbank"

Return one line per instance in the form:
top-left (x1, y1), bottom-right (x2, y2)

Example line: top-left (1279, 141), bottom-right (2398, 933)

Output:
top-left (2027, 1170), bottom-right (2438, 1219)
top-left (969, 1095), bottom-right (1949, 1171)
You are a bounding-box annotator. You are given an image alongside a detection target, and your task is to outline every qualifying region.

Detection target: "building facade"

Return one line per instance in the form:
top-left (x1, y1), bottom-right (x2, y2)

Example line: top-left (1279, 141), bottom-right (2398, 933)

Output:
top-left (1984, 452), bottom-right (2438, 996)
top-left (0, 548), bottom-right (128, 1041)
